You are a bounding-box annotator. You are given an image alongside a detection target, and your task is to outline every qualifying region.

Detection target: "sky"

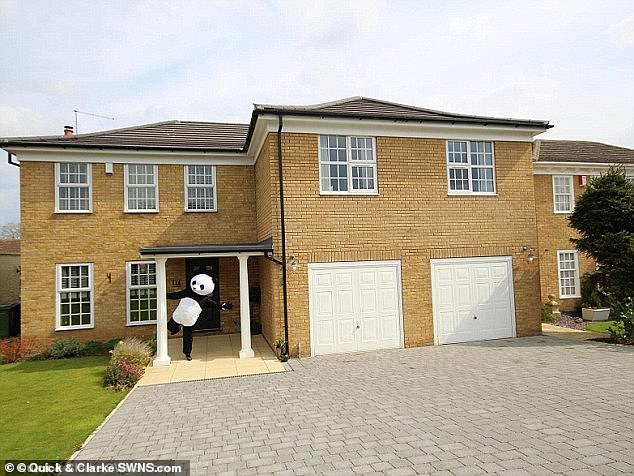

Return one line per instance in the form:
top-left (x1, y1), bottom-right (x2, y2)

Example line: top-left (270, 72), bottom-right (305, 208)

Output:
top-left (0, 0), bottom-right (632, 224)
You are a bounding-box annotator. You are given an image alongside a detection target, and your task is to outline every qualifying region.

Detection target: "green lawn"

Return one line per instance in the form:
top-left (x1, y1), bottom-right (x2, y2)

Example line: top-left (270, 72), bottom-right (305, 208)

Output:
top-left (586, 320), bottom-right (617, 334)
top-left (0, 356), bottom-right (127, 460)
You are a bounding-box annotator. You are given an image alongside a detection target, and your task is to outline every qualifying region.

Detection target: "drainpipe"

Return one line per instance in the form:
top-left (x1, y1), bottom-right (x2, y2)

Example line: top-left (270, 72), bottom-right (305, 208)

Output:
top-left (277, 114), bottom-right (290, 361)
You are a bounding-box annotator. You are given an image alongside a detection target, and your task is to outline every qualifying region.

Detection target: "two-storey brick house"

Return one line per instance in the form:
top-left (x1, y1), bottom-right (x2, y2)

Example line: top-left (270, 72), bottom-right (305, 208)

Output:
top-left (2, 97), bottom-right (556, 364)
top-left (533, 140), bottom-right (634, 311)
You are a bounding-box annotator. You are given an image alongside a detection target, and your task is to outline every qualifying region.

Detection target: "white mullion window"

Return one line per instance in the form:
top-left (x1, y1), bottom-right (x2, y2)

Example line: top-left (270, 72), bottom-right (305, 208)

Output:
top-left (558, 250), bottom-right (581, 298)
top-left (125, 164), bottom-right (159, 212)
top-left (126, 261), bottom-right (157, 325)
top-left (56, 263), bottom-right (94, 330)
top-left (446, 140), bottom-right (496, 195)
top-left (552, 175), bottom-right (574, 213)
top-left (55, 162), bottom-right (92, 213)
top-left (319, 135), bottom-right (377, 194)
top-left (185, 165), bottom-right (217, 212)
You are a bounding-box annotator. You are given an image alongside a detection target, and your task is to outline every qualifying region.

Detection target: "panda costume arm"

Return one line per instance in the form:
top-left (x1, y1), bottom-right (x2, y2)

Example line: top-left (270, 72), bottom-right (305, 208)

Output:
top-left (166, 289), bottom-right (189, 300)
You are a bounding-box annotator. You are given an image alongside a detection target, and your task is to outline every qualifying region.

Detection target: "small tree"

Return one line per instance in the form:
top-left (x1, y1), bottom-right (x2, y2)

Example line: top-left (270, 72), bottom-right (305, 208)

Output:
top-left (0, 222), bottom-right (19, 240)
top-left (569, 167), bottom-right (634, 338)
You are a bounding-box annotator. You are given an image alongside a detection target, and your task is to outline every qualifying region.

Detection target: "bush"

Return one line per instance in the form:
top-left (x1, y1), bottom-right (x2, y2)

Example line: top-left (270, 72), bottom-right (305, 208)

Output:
top-left (103, 360), bottom-right (144, 390)
top-left (145, 336), bottom-right (157, 356)
top-left (47, 338), bottom-right (85, 359)
top-left (608, 304), bottom-right (634, 342)
top-left (82, 339), bottom-right (119, 356)
top-left (580, 273), bottom-right (609, 309)
top-left (540, 304), bottom-right (556, 323)
top-left (110, 337), bottom-right (152, 368)
top-left (0, 337), bottom-right (37, 363)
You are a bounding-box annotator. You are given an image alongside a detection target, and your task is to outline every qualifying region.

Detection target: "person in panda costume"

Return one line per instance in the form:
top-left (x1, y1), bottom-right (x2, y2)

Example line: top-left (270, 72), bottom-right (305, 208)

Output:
top-left (166, 273), bottom-right (232, 360)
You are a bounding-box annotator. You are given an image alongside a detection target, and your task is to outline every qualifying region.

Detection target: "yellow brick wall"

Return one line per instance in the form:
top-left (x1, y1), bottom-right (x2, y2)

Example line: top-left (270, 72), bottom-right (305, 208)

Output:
top-left (272, 133), bottom-right (542, 356)
top-left (534, 174), bottom-right (594, 312)
top-left (20, 162), bottom-right (258, 348)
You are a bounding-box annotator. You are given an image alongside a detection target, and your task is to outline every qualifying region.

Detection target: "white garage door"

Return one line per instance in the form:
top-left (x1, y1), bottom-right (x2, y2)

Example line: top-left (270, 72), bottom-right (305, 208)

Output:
top-left (309, 261), bottom-right (403, 356)
top-left (431, 257), bottom-right (516, 345)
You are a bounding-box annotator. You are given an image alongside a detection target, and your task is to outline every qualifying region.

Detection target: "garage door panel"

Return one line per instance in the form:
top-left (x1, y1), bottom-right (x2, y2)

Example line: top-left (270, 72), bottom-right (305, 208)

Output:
top-left (433, 257), bottom-right (515, 345)
top-left (358, 288), bottom-right (378, 313)
top-left (310, 262), bottom-right (403, 356)
top-left (314, 291), bottom-right (334, 317)
top-left (335, 271), bottom-right (353, 286)
top-left (313, 271), bottom-right (333, 288)
top-left (379, 287), bottom-right (398, 311)
top-left (336, 289), bottom-right (354, 315)
top-left (454, 282), bottom-right (472, 307)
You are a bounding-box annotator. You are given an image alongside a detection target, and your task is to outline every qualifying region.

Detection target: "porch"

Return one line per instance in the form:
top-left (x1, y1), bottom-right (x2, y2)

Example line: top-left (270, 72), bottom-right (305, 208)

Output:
top-left (138, 334), bottom-right (285, 385)
top-left (138, 239), bottom-right (276, 368)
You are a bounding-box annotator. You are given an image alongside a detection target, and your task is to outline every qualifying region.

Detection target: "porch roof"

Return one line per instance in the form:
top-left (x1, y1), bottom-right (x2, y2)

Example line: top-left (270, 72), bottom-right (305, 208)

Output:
top-left (139, 238), bottom-right (273, 258)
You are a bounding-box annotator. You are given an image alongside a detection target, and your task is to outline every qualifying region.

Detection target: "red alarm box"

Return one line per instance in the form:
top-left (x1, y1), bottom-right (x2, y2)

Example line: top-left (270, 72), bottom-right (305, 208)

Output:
top-left (578, 175), bottom-right (587, 186)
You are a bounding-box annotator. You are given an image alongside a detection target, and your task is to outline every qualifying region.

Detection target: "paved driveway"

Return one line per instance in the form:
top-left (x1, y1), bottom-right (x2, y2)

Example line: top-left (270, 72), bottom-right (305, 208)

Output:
top-left (76, 336), bottom-right (634, 475)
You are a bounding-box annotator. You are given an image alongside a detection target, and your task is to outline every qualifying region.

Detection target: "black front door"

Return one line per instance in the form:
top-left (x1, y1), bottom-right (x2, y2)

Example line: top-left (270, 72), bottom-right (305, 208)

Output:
top-left (186, 258), bottom-right (220, 331)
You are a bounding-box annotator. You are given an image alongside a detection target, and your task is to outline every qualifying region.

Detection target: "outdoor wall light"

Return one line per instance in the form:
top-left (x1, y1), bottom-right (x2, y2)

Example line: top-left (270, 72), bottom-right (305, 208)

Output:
top-left (289, 255), bottom-right (299, 271)
top-left (522, 246), bottom-right (536, 263)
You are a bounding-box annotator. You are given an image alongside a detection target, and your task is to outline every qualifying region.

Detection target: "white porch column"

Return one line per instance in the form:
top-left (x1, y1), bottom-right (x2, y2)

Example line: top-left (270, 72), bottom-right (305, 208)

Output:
top-left (153, 257), bottom-right (171, 366)
top-left (238, 254), bottom-right (255, 358)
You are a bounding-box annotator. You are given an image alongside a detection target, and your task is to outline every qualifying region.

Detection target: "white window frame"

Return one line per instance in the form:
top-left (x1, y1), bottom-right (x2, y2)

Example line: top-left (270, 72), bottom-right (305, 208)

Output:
top-left (445, 140), bottom-right (497, 196)
top-left (557, 250), bottom-right (581, 299)
top-left (54, 162), bottom-right (93, 213)
top-left (126, 261), bottom-right (158, 326)
top-left (184, 165), bottom-right (217, 212)
top-left (124, 164), bottom-right (159, 213)
top-left (318, 135), bottom-right (378, 195)
top-left (55, 263), bottom-right (94, 331)
top-left (552, 175), bottom-right (575, 214)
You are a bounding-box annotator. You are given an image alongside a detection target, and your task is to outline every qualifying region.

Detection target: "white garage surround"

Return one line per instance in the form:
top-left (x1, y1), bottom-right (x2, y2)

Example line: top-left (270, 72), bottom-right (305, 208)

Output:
top-left (431, 256), bottom-right (517, 345)
top-left (308, 260), bottom-right (404, 356)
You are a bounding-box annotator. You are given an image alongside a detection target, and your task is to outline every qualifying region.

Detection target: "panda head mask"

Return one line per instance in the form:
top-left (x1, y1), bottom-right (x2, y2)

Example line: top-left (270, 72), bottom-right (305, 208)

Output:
top-left (190, 274), bottom-right (215, 296)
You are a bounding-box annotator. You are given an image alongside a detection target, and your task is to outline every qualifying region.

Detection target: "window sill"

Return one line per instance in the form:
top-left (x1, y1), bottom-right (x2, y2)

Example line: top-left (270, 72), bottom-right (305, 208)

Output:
top-left (124, 210), bottom-right (160, 214)
top-left (127, 321), bottom-right (157, 327)
top-left (447, 192), bottom-right (498, 197)
top-left (554, 210), bottom-right (573, 215)
top-left (559, 295), bottom-right (581, 299)
top-left (55, 324), bottom-right (94, 331)
top-left (184, 209), bottom-right (218, 213)
top-left (319, 191), bottom-right (379, 196)
top-left (54, 210), bottom-right (93, 214)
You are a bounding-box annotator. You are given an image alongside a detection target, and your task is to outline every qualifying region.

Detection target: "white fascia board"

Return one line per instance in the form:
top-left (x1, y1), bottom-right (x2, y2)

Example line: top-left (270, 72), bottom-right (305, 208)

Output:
top-left (533, 161), bottom-right (634, 175)
top-left (252, 114), bottom-right (547, 143)
top-left (10, 147), bottom-right (252, 166)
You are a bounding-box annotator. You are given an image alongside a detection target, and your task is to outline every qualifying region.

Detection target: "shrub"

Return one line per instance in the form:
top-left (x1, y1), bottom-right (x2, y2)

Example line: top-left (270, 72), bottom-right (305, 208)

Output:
top-left (103, 360), bottom-right (144, 390)
top-left (82, 339), bottom-right (120, 356)
top-left (540, 304), bottom-right (556, 323)
top-left (580, 273), bottom-right (609, 309)
top-left (110, 337), bottom-right (152, 368)
top-left (145, 336), bottom-right (157, 356)
top-left (608, 304), bottom-right (634, 343)
top-left (0, 337), bottom-right (37, 363)
top-left (47, 338), bottom-right (85, 359)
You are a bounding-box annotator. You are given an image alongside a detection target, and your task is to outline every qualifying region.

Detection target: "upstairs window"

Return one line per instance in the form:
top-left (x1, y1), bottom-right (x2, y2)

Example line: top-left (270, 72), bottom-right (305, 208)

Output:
top-left (446, 141), bottom-right (496, 195)
top-left (558, 250), bottom-right (580, 298)
top-left (185, 165), bottom-right (217, 211)
top-left (55, 163), bottom-right (92, 212)
top-left (319, 135), bottom-right (377, 194)
top-left (127, 261), bottom-right (157, 325)
top-left (56, 263), bottom-right (93, 330)
top-left (552, 175), bottom-right (574, 213)
top-left (125, 164), bottom-right (158, 212)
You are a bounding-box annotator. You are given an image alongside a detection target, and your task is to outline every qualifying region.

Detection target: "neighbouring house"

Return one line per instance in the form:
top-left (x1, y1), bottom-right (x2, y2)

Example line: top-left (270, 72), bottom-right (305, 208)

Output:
top-left (533, 140), bottom-right (634, 311)
top-left (0, 239), bottom-right (20, 304)
top-left (2, 96), bottom-right (557, 364)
